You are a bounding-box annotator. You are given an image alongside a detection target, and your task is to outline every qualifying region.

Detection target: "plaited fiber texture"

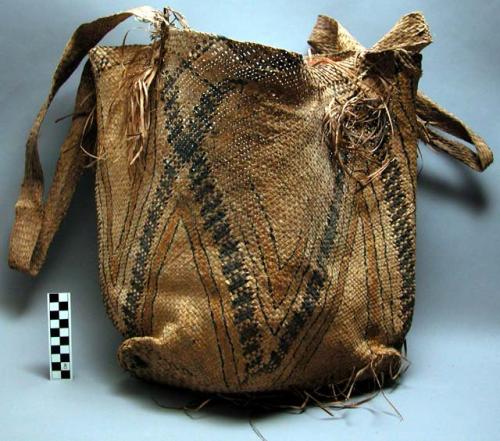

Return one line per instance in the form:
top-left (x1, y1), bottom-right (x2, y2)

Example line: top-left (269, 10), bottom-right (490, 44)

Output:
top-left (8, 7), bottom-right (493, 394)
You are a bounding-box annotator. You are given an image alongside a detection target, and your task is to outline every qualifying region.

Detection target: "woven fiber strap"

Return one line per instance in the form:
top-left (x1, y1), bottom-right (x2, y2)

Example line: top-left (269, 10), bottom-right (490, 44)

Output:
top-left (8, 7), bottom-right (158, 275)
top-left (308, 13), bottom-right (493, 172)
top-left (416, 93), bottom-right (493, 171)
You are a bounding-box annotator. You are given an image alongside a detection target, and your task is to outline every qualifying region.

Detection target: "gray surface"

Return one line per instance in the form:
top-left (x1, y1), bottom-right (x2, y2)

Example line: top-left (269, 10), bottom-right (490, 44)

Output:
top-left (1, 0), bottom-right (499, 440)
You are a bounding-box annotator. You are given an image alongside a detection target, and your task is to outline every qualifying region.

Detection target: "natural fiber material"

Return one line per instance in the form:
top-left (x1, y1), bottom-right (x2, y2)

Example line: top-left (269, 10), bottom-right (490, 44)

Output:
top-left (8, 7), bottom-right (493, 394)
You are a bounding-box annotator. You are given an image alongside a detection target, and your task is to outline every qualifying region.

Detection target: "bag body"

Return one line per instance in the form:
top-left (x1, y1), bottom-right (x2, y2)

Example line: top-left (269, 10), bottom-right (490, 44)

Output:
top-left (8, 7), bottom-right (493, 394)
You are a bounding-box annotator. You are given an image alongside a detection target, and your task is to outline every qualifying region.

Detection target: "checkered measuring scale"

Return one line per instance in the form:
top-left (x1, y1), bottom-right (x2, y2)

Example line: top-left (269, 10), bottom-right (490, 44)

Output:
top-left (47, 293), bottom-right (72, 380)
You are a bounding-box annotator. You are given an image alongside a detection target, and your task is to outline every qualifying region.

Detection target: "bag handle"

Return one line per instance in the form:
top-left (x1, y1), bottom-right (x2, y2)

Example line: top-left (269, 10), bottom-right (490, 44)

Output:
top-left (308, 12), bottom-right (493, 172)
top-left (416, 93), bottom-right (493, 171)
top-left (8, 6), bottom-right (160, 275)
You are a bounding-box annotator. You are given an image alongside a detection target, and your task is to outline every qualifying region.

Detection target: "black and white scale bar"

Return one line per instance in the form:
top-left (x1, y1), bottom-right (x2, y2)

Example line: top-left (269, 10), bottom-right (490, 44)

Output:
top-left (47, 292), bottom-right (73, 380)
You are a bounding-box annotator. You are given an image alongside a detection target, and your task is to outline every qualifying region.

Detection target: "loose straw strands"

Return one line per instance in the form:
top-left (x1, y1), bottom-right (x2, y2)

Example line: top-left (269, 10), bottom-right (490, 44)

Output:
top-left (75, 6), bottom-right (190, 166)
top-left (323, 90), bottom-right (394, 187)
top-left (308, 54), bottom-right (395, 188)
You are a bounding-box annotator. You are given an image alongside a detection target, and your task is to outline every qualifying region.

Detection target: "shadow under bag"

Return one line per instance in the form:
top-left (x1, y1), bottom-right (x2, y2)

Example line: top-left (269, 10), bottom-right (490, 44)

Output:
top-left (8, 7), bottom-right (493, 393)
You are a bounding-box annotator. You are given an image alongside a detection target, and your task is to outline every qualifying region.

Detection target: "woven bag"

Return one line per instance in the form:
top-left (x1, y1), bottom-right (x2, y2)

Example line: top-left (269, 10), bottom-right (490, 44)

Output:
top-left (8, 6), bottom-right (493, 394)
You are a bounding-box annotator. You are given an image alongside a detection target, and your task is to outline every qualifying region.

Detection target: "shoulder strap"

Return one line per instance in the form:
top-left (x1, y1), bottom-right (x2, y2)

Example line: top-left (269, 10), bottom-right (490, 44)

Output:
top-left (9, 7), bottom-right (159, 275)
top-left (308, 12), bottom-right (493, 172)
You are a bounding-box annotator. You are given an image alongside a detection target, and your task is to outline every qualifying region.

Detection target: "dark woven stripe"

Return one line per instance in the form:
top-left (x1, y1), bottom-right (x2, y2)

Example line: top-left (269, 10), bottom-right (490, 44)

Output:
top-left (123, 159), bottom-right (178, 336)
top-left (162, 75), bottom-right (265, 375)
top-left (380, 160), bottom-right (416, 339)
top-left (122, 40), bottom-right (216, 336)
top-left (263, 169), bottom-right (344, 373)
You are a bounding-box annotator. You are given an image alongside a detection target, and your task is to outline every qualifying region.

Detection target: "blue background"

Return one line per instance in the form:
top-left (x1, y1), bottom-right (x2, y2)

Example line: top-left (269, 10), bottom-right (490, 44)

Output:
top-left (1, 1), bottom-right (499, 440)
